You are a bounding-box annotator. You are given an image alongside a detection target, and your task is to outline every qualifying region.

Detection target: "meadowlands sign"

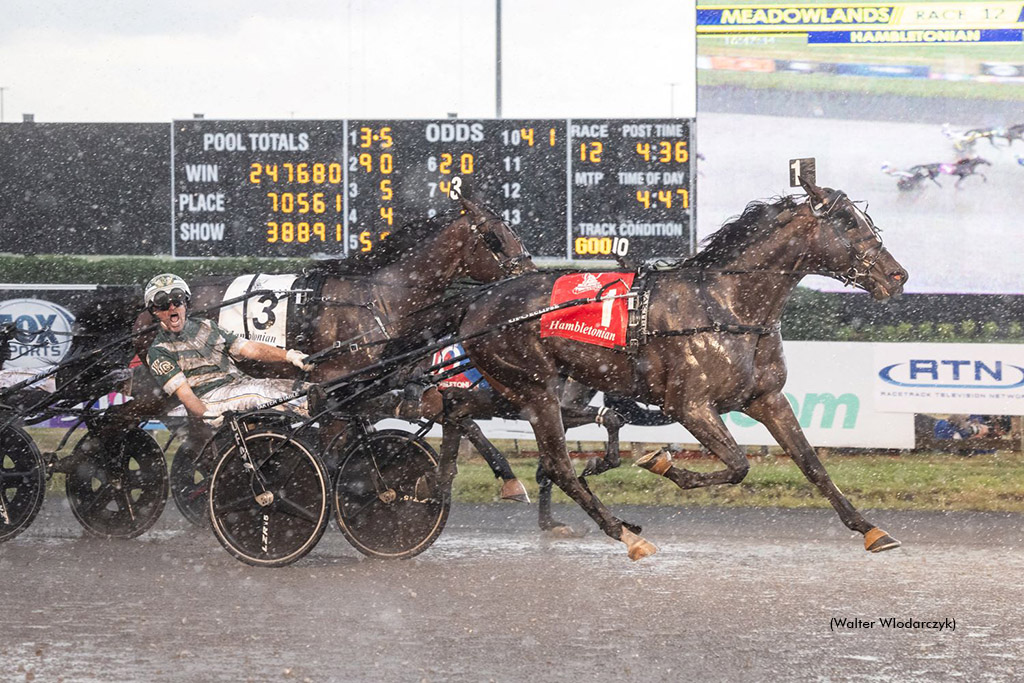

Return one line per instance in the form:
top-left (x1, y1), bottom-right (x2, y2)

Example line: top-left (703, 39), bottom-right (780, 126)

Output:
top-left (874, 342), bottom-right (1024, 414)
top-left (448, 342), bottom-right (915, 449)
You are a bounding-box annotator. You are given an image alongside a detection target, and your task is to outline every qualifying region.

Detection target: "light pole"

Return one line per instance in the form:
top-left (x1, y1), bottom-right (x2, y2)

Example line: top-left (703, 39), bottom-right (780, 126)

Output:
top-left (668, 82), bottom-right (678, 117)
top-left (0, 87), bottom-right (7, 123)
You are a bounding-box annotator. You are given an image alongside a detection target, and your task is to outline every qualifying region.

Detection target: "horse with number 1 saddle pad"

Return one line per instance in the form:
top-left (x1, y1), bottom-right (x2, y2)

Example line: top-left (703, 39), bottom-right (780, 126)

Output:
top-left (457, 177), bottom-right (909, 561)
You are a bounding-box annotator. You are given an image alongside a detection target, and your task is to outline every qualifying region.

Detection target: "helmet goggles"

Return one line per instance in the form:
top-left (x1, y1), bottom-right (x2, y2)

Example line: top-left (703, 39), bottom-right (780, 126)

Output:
top-left (151, 288), bottom-right (190, 311)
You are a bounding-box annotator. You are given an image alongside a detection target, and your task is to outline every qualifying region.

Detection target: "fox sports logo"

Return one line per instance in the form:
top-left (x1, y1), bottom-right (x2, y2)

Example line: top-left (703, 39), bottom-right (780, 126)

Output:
top-left (0, 298), bottom-right (76, 369)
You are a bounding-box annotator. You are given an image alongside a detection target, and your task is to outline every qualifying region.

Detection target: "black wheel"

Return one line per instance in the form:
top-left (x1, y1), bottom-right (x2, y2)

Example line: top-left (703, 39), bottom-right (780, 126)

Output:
top-left (169, 436), bottom-right (220, 526)
top-left (334, 429), bottom-right (450, 559)
top-left (0, 424), bottom-right (46, 543)
top-left (65, 427), bottom-right (169, 539)
top-left (208, 427), bottom-right (330, 567)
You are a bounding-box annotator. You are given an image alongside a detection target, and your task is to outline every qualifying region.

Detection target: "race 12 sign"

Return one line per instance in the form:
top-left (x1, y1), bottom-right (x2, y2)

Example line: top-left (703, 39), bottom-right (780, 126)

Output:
top-left (171, 118), bottom-right (696, 261)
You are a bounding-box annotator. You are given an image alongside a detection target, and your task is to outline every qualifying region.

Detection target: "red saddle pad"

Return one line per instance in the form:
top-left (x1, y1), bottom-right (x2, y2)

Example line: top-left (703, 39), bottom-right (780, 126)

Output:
top-left (540, 272), bottom-right (634, 349)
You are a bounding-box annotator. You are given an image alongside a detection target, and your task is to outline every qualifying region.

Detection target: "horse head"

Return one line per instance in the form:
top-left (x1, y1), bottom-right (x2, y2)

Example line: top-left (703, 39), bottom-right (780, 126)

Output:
top-left (799, 179), bottom-right (908, 300)
top-left (449, 195), bottom-right (536, 281)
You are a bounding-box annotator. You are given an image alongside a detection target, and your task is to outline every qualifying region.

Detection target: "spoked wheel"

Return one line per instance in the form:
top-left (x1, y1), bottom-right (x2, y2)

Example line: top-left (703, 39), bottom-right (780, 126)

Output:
top-left (169, 436), bottom-right (220, 526)
top-left (208, 426), bottom-right (330, 567)
top-left (334, 429), bottom-right (450, 559)
top-left (0, 424), bottom-right (46, 543)
top-left (65, 427), bottom-right (169, 539)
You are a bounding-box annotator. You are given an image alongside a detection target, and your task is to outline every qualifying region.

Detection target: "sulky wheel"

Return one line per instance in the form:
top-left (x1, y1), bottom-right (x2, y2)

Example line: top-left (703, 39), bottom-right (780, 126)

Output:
top-left (208, 426), bottom-right (330, 567)
top-left (65, 427), bottom-right (168, 539)
top-left (334, 429), bottom-right (450, 559)
top-left (169, 435), bottom-right (220, 527)
top-left (0, 424), bottom-right (46, 543)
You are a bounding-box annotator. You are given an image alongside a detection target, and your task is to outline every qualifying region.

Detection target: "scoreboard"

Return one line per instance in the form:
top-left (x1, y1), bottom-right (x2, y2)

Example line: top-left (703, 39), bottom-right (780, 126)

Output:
top-left (172, 118), bottom-right (696, 260)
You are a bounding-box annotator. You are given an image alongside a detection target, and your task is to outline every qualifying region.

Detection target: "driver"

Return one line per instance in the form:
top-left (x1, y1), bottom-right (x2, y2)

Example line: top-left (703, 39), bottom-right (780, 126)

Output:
top-left (143, 273), bottom-right (312, 425)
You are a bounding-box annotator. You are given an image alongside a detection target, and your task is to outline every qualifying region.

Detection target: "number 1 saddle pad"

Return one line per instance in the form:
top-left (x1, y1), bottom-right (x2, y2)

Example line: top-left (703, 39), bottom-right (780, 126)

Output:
top-left (540, 272), bottom-right (635, 350)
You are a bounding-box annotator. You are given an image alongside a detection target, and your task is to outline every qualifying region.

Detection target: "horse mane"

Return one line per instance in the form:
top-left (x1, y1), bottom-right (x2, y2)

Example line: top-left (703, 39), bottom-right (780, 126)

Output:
top-left (313, 210), bottom-right (463, 276)
top-left (684, 195), bottom-right (800, 268)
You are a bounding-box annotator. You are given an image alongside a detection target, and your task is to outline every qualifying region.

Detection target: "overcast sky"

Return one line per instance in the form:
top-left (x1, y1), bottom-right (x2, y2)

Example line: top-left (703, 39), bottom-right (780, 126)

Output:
top-left (0, 0), bottom-right (696, 123)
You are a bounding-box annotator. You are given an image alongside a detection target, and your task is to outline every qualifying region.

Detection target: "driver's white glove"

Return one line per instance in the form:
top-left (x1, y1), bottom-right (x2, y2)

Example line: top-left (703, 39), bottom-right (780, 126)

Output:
top-left (202, 411), bottom-right (224, 428)
top-left (286, 349), bottom-right (314, 372)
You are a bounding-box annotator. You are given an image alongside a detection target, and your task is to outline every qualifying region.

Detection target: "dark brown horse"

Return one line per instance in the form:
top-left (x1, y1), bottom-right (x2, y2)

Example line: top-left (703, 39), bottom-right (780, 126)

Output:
top-left (121, 197), bottom-right (535, 523)
top-left (458, 179), bottom-right (909, 560)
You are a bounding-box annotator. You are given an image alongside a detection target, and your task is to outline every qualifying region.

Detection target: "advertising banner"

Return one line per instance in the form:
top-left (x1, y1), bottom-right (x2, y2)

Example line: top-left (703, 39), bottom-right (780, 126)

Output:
top-left (874, 342), bottom-right (1024, 415)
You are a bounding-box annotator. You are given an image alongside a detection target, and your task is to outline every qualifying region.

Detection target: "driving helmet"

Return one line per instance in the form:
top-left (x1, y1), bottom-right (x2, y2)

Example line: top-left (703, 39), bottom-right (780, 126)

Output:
top-left (144, 273), bottom-right (192, 309)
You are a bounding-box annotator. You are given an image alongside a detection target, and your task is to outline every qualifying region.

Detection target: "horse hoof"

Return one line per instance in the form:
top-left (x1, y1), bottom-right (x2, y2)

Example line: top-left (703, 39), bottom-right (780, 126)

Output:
top-left (864, 527), bottom-right (901, 553)
top-left (500, 478), bottom-right (530, 503)
top-left (635, 448), bottom-right (672, 476)
top-left (581, 457), bottom-right (602, 477)
top-left (621, 528), bottom-right (658, 561)
top-left (545, 524), bottom-right (582, 538)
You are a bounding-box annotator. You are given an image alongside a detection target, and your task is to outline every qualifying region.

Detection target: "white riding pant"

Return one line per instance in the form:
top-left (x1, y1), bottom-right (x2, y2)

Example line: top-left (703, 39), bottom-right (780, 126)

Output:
top-left (166, 377), bottom-right (308, 417)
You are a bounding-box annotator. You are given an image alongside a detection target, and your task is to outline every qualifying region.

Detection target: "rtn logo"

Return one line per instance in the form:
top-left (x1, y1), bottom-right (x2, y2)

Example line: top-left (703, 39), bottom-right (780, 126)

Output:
top-left (879, 359), bottom-right (1024, 389)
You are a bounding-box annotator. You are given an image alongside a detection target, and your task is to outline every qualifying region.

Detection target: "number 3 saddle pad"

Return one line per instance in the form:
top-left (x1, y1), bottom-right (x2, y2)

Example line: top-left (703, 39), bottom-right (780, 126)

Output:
top-left (540, 272), bottom-right (635, 350)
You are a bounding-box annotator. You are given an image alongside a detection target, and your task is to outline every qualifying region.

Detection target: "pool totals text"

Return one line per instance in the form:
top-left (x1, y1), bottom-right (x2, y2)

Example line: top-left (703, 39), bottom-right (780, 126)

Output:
top-left (173, 118), bottom-right (696, 259)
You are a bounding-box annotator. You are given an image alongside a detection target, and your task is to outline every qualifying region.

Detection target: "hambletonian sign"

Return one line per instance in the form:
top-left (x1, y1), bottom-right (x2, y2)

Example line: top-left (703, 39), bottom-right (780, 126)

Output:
top-left (696, 3), bottom-right (1024, 44)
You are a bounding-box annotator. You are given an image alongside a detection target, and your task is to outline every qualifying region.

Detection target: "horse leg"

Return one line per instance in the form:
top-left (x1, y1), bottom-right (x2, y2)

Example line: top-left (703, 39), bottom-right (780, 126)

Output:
top-left (525, 395), bottom-right (656, 560)
top-left (534, 461), bottom-right (573, 534)
top-left (744, 392), bottom-right (900, 552)
top-left (436, 423), bottom-right (462, 492)
top-left (563, 406), bottom-right (623, 477)
top-left (636, 403), bottom-right (751, 489)
top-left (453, 417), bottom-right (529, 503)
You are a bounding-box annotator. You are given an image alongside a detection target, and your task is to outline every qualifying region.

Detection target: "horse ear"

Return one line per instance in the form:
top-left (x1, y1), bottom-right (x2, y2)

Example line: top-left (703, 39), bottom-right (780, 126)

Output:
top-left (798, 174), bottom-right (825, 202)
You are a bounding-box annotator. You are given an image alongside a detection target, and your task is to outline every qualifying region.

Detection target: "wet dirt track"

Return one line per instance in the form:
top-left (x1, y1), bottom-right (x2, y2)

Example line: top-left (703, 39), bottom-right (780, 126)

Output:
top-left (3, 501), bottom-right (1024, 682)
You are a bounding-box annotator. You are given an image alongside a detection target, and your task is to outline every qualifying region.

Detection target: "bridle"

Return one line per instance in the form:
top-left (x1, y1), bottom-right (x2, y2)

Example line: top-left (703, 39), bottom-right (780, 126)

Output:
top-left (808, 190), bottom-right (887, 288)
top-left (465, 214), bottom-right (532, 277)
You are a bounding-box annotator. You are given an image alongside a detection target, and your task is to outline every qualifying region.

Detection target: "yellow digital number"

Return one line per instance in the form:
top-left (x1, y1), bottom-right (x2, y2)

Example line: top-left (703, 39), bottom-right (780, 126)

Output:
top-left (313, 222), bottom-right (326, 241)
top-left (635, 142), bottom-right (651, 162)
top-left (460, 153), bottom-right (474, 174)
top-left (359, 231), bottom-right (373, 252)
top-left (674, 141), bottom-right (689, 163)
top-left (380, 179), bottom-right (393, 201)
top-left (655, 140), bottom-right (689, 163)
top-left (296, 163), bottom-right (310, 183)
top-left (312, 193), bottom-right (326, 213)
top-left (359, 127), bottom-right (373, 148)
top-left (265, 164), bottom-right (278, 182)
top-left (359, 153), bottom-right (373, 173)
top-left (657, 189), bottom-right (673, 208)
top-left (249, 163), bottom-right (262, 185)
top-left (380, 206), bottom-right (393, 226)
top-left (676, 188), bottom-right (690, 208)
top-left (380, 153), bottom-right (393, 175)
top-left (549, 128), bottom-right (557, 146)
top-left (579, 141), bottom-right (602, 163)
top-left (266, 221), bottom-right (279, 243)
top-left (636, 189), bottom-right (651, 209)
top-left (329, 163), bottom-right (342, 183)
top-left (520, 128), bottom-right (535, 147)
top-left (379, 127), bottom-right (393, 148)
top-left (440, 153), bottom-right (453, 175)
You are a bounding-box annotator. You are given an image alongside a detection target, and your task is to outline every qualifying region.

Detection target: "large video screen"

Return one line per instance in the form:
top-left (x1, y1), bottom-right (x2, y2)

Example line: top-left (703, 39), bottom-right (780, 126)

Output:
top-left (696, 2), bottom-right (1024, 295)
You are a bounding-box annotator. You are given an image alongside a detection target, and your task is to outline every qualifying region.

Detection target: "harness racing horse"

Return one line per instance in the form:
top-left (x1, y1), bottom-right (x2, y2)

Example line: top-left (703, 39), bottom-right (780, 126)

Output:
top-left (457, 178), bottom-right (909, 560)
top-left (882, 157), bottom-right (991, 191)
top-left (126, 196), bottom-right (537, 537)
